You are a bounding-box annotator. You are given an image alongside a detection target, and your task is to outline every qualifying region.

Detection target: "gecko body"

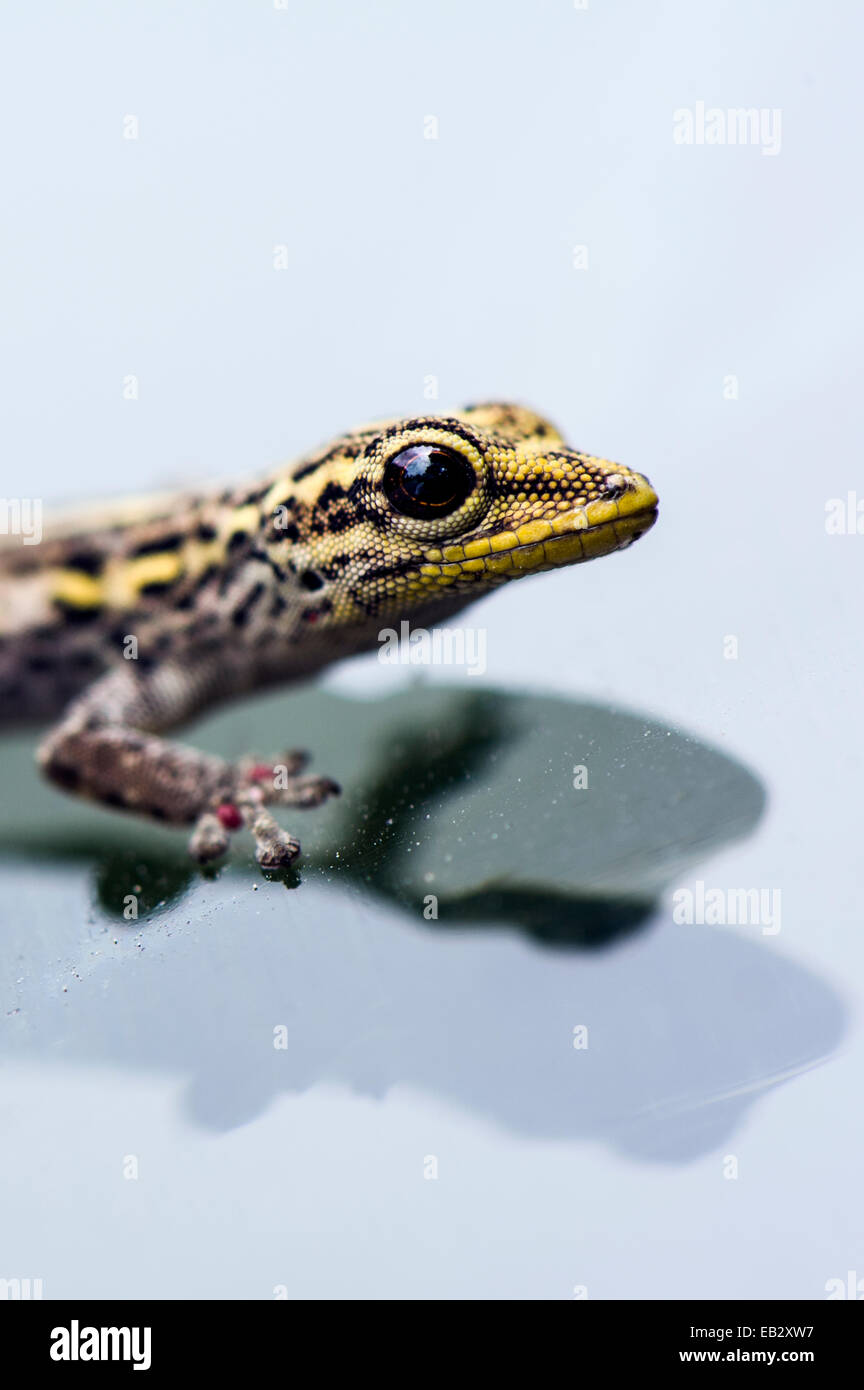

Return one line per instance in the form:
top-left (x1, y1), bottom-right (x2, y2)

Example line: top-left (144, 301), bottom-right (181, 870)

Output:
top-left (0, 404), bottom-right (658, 866)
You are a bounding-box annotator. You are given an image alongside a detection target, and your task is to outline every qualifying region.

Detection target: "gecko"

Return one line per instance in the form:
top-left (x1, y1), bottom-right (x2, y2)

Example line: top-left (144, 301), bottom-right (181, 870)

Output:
top-left (0, 403), bottom-right (659, 868)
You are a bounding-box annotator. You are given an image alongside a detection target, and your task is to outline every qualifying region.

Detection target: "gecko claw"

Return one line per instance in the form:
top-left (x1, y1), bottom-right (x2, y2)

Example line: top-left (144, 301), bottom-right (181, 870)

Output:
top-left (252, 824), bottom-right (302, 869)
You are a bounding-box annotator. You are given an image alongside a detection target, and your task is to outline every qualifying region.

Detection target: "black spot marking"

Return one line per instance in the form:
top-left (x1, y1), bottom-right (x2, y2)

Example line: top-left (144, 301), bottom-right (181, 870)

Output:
top-left (139, 580), bottom-right (175, 598)
top-left (249, 547), bottom-right (287, 582)
top-left (325, 509), bottom-right (355, 534)
top-left (319, 481), bottom-right (347, 507)
top-left (321, 554), bottom-right (352, 579)
top-left (196, 522), bottom-right (218, 542)
top-left (54, 602), bottom-right (102, 624)
top-left (130, 533), bottom-right (184, 558)
top-left (194, 565), bottom-right (219, 591)
top-left (240, 484), bottom-right (271, 505)
top-left (232, 582), bottom-right (266, 628)
top-left (292, 439), bottom-right (363, 482)
top-left (361, 557), bottom-right (416, 583)
top-left (300, 569), bottom-right (325, 592)
top-left (64, 550), bottom-right (104, 577)
top-left (293, 459), bottom-right (324, 482)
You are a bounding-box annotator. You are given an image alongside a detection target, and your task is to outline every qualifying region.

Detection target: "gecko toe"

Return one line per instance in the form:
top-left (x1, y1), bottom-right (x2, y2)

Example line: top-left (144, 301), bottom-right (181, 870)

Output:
top-left (254, 832), bottom-right (301, 869)
top-left (189, 811), bottom-right (231, 864)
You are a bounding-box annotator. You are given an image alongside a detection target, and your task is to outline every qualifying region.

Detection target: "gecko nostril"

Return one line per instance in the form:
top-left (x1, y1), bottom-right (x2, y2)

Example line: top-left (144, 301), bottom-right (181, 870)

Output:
top-left (603, 473), bottom-right (631, 500)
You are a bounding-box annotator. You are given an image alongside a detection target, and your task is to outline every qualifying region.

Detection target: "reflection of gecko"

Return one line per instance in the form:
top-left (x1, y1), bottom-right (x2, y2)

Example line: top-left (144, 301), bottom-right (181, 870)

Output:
top-left (0, 404), bottom-right (658, 866)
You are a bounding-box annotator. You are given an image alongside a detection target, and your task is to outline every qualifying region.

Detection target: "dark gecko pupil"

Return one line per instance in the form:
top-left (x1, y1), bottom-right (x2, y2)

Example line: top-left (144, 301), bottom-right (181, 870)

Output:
top-left (383, 445), bottom-right (474, 519)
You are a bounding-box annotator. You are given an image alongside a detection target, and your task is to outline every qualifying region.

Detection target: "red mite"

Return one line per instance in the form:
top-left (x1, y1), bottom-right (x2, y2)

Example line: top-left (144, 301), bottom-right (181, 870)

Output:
top-left (216, 802), bottom-right (243, 831)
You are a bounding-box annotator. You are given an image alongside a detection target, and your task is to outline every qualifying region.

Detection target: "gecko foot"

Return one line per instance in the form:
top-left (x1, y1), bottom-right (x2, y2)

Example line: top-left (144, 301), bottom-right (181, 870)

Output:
top-left (186, 752), bottom-right (340, 866)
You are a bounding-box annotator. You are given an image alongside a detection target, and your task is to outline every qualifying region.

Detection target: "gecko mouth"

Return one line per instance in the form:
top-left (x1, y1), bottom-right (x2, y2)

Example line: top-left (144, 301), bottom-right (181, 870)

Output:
top-left (415, 478), bottom-right (658, 584)
top-left (499, 500), bottom-right (659, 574)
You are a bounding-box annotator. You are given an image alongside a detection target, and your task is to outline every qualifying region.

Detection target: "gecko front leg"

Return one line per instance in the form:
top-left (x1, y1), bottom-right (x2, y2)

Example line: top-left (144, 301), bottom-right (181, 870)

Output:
top-left (36, 663), bottom-right (339, 867)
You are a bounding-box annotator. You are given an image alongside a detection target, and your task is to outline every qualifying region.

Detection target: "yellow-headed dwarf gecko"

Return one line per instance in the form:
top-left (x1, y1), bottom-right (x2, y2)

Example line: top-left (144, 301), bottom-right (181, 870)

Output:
top-left (0, 404), bottom-right (658, 867)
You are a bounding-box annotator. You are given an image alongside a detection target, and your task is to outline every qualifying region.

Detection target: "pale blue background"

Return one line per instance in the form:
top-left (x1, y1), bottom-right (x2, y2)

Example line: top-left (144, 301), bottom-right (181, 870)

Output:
top-left (0, 0), bottom-right (862, 1299)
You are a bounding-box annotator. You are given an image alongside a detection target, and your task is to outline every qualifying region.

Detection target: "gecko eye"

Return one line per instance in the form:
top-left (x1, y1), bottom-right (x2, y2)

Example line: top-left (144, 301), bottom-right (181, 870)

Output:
top-left (383, 444), bottom-right (474, 520)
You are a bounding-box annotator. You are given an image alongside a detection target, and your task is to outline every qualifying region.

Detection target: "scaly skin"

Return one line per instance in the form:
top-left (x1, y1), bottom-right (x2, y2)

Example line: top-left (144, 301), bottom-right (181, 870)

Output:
top-left (0, 403), bottom-right (658, 866)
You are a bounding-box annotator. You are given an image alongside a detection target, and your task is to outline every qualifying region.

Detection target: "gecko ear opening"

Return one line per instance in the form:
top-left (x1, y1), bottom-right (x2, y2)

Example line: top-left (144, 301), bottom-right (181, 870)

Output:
top-left (299, 569), bottom-right (326, 592)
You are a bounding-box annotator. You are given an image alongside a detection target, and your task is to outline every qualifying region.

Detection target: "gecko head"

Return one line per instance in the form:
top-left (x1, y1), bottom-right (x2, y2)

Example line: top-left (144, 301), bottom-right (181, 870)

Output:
top-left (265, 403), bottom-right (658, 628)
